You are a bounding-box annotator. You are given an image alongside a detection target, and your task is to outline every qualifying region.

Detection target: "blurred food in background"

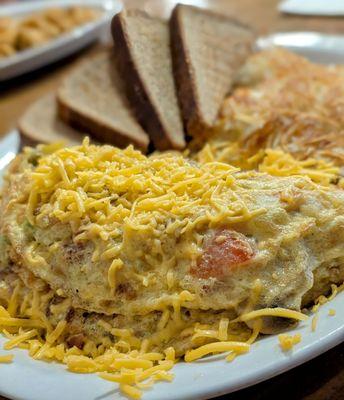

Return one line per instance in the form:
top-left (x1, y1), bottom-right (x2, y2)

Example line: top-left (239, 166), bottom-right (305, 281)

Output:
top-left (0, 6), bottom-right (101, 58)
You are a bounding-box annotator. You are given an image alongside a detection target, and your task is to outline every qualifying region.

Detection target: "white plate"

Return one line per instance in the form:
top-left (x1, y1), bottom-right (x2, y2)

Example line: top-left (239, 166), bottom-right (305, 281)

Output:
top-left (0, 40), bottom-right (344, 400)
top-left (279, 0), bottom-right (344, 16)
top-left (0, 0), bottom-right (121, 81)
top-left (257, 32), bottom-right (344, 64)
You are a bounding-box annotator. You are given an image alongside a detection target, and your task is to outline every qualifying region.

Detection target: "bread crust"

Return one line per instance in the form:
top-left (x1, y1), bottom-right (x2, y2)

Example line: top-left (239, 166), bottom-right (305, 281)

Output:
top-left (170, 6), bottom-right (201, 136)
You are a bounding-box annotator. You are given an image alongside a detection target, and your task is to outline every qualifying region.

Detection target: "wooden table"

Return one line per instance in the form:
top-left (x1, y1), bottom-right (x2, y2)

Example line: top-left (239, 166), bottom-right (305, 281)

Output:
top-left (1, 0), bottom-right (344, 137)
top-left (0, 1), bottom-right (343, 399)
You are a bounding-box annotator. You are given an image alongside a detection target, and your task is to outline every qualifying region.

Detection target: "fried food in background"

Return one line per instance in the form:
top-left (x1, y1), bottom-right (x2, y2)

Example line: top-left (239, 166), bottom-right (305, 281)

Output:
top-left (0, 17), bottom-right (17, 56)
top-left (0, 7), bottom-right (101, 57)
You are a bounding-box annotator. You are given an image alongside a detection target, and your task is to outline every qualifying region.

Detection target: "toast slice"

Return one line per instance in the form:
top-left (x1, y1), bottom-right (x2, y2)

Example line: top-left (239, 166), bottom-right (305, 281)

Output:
top-left (111, 10), bottom-right (185, 151)
top-left (170, 4), bottom-right (254, 137)
top-left (57, 49), bottom-right (149, 151)
top-left (19, 93), bottom-right (83, 147)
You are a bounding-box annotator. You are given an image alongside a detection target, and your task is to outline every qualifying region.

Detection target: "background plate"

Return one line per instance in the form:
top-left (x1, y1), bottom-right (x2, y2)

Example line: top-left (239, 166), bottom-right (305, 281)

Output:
top-left (257, 32), bottom-right (344, 64)
top-left (0, 0), bottom-right (121, 81)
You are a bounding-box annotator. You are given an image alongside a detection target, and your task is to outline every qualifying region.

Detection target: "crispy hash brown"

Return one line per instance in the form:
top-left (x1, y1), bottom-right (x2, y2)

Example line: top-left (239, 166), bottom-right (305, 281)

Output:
top-left (196, 48), bottom-right (344, 180)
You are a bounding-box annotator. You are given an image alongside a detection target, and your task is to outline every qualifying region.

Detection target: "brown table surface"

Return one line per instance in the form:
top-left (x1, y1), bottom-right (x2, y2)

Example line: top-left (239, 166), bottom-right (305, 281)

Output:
top-left (0, 1), bottom-right (343, 399)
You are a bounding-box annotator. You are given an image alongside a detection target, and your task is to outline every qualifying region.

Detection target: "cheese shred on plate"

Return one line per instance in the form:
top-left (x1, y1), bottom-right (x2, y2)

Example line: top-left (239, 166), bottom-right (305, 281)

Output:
top-left (278, 333), bottom-right (301, 351)
top-left (0, 354), bottom-right (14, 363)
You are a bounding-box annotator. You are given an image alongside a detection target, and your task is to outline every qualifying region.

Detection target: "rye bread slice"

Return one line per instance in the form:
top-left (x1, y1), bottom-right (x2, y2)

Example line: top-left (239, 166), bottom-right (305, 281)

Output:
top-left (170, 4), bottom-right (254, 137)
top-left (111, 10), bottom-right (185, 151)
top-left (57, 49), bottom-right (149, 151)
top-left (19, 93), bottom-right (83, 147)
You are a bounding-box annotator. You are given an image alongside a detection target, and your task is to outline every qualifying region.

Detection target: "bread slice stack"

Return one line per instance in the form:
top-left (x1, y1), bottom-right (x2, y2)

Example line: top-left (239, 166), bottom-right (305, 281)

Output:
top-left (19, 4), bottom-right (254, 151)
top-left (20, 49), bottom-right (149, 151)
top-left (57, 50), bottom-right (149, 151)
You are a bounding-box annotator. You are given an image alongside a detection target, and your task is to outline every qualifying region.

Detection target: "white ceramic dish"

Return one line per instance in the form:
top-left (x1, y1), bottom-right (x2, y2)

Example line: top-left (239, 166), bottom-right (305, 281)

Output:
top-left (279, 0), bottom-right (344, 17)
top-left (0, 39), bottom-right (343, 400)
top-left (257, 32), bottom-right (344, 64)
top-left (0, 0), bottom-right (121, 81)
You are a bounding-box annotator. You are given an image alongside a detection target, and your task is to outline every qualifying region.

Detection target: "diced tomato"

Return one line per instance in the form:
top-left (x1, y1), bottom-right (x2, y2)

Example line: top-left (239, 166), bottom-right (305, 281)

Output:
top-left (191, 229), bottom-right (254, 279)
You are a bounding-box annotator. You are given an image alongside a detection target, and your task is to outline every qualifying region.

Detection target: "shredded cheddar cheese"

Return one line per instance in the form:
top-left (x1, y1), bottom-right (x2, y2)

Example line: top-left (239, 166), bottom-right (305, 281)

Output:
top-left (0, 137), bottom-right (342, 399)
top-left (258, 150), bottom-right (339, 186)
top-left (311, 314), bottom-right (318, 332)
top-left (4, 329), bottom-right (37, 350)
top-left (185, 341), bottom-right (250, 362)
top-left (0, 354), bottom-right (14, 363)
top-left (0, 275), bottom-right (312, 399)
top-left (200, 48), bottom-right (344, 185)
top-left (197, 144), bottom-right (340, 187)
top-left (26, 139), bottom-right (266, 291)
top-left (278, 333), bottom-right (301, 351)
top-left (108, 258), bottom-right (124, 289)
top-left (230, 308), bottom-right (308, 324)
top-left (312, 284), bottom-right (342, 313)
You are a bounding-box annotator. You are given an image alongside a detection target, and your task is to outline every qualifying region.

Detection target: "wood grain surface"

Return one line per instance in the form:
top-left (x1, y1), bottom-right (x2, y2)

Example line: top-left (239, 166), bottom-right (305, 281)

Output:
top-left (0, 1), bottom-right (343, 400)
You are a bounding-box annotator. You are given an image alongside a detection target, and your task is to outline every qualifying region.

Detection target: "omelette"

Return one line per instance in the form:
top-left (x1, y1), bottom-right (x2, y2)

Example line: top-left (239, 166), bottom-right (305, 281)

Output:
top-left (0, 140), bottom-right (343, 355)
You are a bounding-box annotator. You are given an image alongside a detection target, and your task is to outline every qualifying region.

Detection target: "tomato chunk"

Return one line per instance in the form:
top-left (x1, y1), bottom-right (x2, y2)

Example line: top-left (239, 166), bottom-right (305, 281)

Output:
top-left (191, 229), bottom-right (254, 279)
